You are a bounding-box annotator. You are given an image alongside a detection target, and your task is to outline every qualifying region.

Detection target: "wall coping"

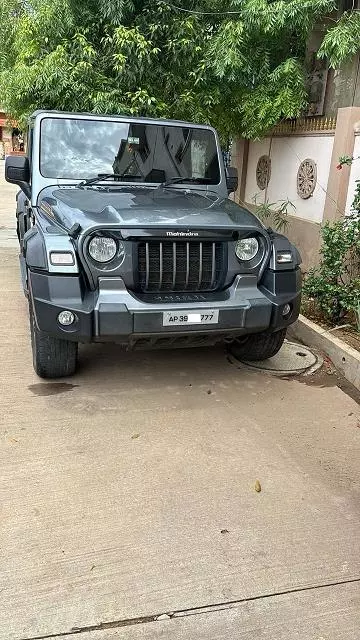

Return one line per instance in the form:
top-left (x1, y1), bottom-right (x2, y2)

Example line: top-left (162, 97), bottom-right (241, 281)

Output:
top-left (272, 131), bottom-right (335, 138)
top-left (272, 116), bottom-right (336, 137)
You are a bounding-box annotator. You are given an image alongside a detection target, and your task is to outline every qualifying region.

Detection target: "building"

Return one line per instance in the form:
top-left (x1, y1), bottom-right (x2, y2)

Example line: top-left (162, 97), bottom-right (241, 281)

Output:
top-left (0, 109), bottom-right (10, 158)
top-left (0, 108), bottom-right (24, 158)
top-left (232, 4), bottom-right (360, 271)
top-left (232, 110), bottom-right (360, 272)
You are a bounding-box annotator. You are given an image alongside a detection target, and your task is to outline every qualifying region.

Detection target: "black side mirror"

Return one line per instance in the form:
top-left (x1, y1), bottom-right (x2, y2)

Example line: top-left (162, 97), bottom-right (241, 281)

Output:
top-left (5, 155), bottom-right (31, 198)
top-left (226, 166), bottom-right (238, 194)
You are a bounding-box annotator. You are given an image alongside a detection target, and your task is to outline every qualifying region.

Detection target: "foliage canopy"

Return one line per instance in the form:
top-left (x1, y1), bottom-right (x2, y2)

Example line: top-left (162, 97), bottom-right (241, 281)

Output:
top-left (1, 0), bottom-right (360, 138)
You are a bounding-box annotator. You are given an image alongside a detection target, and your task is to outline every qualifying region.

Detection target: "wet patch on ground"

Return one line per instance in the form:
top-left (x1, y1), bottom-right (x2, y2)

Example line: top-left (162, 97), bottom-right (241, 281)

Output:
top-left (289, 366), bottom-right (360, 405)
top-left (227, 341), bottom-right (360, 405)
top-left (28, 382), bottom-right (79, 396)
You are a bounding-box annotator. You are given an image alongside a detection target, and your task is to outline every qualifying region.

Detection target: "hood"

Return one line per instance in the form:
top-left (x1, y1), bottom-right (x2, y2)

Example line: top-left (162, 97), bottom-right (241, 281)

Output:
top-left (37, 185), bottom-right (264, 233)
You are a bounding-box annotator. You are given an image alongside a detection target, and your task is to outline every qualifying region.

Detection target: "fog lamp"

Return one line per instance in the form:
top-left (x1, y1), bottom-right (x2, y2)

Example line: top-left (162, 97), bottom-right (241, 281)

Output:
top-left (282, 304), bottom-right (291, 317)
top-left (58, 310), bottom-right (75, 326)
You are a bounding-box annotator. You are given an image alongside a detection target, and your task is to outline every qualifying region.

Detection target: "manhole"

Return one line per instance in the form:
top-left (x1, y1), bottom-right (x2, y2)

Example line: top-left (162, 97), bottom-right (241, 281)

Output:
top-left (228, 341), bottom-right (322, 376)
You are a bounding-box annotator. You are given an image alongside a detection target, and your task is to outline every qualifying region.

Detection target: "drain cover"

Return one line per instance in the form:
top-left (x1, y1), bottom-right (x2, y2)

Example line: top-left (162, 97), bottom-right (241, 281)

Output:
top-left (230, 341), bottom-right (321, 376)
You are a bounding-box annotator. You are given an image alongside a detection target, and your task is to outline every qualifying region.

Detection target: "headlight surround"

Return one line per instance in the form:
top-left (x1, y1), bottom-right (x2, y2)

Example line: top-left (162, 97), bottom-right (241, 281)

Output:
top-left (88, 236), bottom-right (118, 263)
top-left (235, 237), bottom-right (259, 261)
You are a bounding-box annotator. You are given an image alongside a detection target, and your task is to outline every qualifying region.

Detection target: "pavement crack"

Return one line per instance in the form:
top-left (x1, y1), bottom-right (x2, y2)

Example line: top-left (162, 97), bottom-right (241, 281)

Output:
top-left (19, 576), bottom-right (360, 640)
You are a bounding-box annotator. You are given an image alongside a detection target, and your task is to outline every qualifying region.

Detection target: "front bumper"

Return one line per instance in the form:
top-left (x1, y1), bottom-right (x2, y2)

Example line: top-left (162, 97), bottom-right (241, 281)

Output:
top-left (28, 271), bottom-right (301, 347)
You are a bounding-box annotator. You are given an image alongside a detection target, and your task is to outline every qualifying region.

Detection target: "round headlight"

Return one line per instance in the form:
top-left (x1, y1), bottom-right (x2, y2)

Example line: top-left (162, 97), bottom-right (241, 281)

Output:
top-left (88, 236), bottom-right (117, 263)
top-left (235, 237), bottom-right (259, 261)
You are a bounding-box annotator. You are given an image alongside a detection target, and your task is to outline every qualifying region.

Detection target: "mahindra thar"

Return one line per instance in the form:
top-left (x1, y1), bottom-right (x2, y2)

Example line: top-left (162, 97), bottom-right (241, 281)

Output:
top-left (5, 111), bottom-right (301, 378)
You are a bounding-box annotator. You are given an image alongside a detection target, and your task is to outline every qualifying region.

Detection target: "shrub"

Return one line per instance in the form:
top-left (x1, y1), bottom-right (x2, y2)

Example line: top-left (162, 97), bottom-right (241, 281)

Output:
top-left (303, 213), bottom-right (360, 325)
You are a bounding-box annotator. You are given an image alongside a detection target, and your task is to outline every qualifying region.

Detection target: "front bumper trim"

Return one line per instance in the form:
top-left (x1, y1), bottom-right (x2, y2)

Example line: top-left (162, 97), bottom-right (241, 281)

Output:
top-left (29, 272), bottom-right (301, 343)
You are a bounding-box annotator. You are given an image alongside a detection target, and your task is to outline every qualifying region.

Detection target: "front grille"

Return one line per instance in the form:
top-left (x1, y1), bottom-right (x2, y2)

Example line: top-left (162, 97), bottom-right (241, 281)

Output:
top-left (137, 241), bottom-right (226, 293)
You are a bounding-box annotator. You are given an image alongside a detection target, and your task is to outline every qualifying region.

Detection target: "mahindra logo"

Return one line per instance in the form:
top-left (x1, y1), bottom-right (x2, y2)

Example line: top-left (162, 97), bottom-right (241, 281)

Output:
top-left (166, 231), bottom-right (199, 237)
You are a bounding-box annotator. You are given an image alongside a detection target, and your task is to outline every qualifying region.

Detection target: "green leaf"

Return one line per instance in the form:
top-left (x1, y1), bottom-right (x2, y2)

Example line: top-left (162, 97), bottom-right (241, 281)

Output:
top-left (0, 0), bottom-right (359, 140)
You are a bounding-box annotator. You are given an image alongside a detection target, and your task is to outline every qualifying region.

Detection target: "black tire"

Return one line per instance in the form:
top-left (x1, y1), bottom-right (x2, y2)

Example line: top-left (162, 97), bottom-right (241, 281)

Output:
top-left (29, 303), bottom-right (78, 378)
top-left (229, 328), bottom-right (287, 362)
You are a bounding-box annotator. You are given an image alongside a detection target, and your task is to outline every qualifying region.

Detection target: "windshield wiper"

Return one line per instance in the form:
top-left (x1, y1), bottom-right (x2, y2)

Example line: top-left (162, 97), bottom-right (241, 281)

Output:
top-left (160, 176), bottom-right (211, 188)
top-left (79, 173), bottom-right (139, 187)
top-left (79, 174), bottom-right (212, 189)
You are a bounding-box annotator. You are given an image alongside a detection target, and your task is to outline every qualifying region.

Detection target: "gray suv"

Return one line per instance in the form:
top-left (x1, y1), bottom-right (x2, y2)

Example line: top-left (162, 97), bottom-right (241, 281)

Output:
top-left (5, 110), bottom-right (301, 378)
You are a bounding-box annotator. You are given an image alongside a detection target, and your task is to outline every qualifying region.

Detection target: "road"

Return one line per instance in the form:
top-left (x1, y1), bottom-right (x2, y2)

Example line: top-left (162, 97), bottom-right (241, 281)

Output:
top-left (1, 162), bottom-right (360, 640)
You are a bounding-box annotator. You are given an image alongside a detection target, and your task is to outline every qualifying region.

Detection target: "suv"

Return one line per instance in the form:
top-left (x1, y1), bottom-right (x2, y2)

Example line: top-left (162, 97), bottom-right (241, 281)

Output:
top-left (5, 110), bottom-right (301, 378)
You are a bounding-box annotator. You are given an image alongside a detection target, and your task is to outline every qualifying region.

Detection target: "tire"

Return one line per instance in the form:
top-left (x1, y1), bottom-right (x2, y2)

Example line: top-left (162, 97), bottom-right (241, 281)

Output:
top-left (229, 328), bottom-right (287, 362)
top-left (29, 303), bottom-right (78, 378)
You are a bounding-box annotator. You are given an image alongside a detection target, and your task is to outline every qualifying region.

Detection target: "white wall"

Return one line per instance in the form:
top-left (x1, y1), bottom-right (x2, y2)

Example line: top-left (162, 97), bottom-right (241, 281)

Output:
top-left (345, 133), bottom-right (360, 215)
top-left (244, 135), bottom-right (334, 224)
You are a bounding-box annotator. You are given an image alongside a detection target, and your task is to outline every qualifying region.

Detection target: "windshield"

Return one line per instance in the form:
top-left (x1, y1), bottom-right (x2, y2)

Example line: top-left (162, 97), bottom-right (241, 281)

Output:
top-left (40, 117), bottom-right (221, 185)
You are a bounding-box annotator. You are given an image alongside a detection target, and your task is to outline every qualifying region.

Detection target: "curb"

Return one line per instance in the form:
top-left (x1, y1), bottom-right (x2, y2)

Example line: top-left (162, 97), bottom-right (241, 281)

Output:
top-left (288, 314), bottom-right (360, 391)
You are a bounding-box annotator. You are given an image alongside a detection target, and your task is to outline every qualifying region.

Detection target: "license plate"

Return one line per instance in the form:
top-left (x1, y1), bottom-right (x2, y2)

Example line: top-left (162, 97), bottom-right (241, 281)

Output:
top-left (163, 310), bottom-right (219, 326)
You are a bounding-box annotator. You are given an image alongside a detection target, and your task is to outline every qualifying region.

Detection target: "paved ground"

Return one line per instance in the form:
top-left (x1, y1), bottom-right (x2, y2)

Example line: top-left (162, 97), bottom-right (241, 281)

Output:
top-left (0, 160), bottom-right (19, 249)
top-left (1, 162), bottom-right (360, 640)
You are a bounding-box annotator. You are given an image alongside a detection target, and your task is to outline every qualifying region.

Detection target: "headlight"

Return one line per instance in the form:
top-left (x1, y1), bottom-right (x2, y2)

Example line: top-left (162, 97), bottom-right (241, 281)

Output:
top-left (88, 236), bottom-right (118, 263)
top-left (235, 237), bottom-right (259, 261)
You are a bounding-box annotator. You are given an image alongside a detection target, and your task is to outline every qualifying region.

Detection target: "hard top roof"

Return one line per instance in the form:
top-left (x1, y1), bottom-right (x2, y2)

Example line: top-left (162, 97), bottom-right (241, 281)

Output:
top-left (29, 110), bottom-right (215, 131)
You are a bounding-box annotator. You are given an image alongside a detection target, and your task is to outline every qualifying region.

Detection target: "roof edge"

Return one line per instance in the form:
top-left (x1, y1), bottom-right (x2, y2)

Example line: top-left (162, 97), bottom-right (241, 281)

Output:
top-left (29, 110), bottom-right (214, 131)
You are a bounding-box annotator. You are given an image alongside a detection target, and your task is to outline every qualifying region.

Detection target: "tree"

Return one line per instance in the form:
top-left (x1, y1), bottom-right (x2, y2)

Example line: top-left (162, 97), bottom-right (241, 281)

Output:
top-left (1, 0), bottom-right (360, 139)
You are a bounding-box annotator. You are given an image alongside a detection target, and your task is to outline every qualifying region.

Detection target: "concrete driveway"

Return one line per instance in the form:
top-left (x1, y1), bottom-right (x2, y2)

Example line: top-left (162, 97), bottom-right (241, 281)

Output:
top-left (1, 163), bottom-right (360, 640)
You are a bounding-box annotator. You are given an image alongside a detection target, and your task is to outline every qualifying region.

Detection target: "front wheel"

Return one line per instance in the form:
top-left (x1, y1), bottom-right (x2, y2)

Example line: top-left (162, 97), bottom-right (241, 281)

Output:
top-left (229, 328), bottom-right (287, 362)
top-left (29, 303), bottom-right (78, 378)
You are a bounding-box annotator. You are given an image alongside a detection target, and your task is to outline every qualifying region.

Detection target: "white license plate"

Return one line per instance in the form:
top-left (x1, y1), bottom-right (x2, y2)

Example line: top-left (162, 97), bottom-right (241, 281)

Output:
top-left (163, 310), bottom-right (219, 326)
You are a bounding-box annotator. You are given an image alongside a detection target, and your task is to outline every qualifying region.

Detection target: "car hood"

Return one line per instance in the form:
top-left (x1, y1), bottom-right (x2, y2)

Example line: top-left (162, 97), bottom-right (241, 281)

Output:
top-left (37, 185), bottom-right (265, 233)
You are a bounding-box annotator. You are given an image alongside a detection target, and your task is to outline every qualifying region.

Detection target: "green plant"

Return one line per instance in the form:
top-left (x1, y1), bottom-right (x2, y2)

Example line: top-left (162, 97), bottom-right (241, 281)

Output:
top-left (353, 180), bottom-right (360, 214)
top-left (303, 152), bottom-right (360, 328)
top-left (337, 154), bottom-right (360, 216)
top-left (1, 1), bottom-right (360, 139)
top-left (253, 195), bottom-right (295, 232)
top-left (303, 215), bottom-right (360, 324)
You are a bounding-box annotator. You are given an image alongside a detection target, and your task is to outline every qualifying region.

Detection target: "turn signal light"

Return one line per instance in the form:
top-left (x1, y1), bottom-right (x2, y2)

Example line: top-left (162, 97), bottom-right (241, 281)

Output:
top-left (277, 251), bottom-right (292, 264)
top-left (50, 251), bottom-right (75, 266)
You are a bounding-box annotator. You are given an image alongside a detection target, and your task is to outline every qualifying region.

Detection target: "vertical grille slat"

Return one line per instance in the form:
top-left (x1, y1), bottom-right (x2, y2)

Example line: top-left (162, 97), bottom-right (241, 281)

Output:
top-left (159, 242), bottom-right (163, 290)
top-left (198, 242), bottom-right (203, 288)
top-left (145, 242), bottom-right (150, 291)
top-left (172, 243), bottom-right (177, 289)
top-left (185, 242), bottom-right (190, 290)
top-left (210, 242), bottom-right (216, 289)
top-left (138, 240), bottom-right (225, 293)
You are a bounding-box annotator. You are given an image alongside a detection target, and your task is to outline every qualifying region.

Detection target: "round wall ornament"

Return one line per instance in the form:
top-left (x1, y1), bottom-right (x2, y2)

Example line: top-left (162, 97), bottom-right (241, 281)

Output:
top-left (256, 155), bottom-right (271, 190)
top-left (297, 158), bottom-right (317, 199)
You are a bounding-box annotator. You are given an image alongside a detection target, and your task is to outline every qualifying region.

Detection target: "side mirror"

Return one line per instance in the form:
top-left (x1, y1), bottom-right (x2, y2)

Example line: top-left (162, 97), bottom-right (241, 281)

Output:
top-left (226, 166), bottom-right (238, 194)
top-left (5, 155), bottom-right (31, 198)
